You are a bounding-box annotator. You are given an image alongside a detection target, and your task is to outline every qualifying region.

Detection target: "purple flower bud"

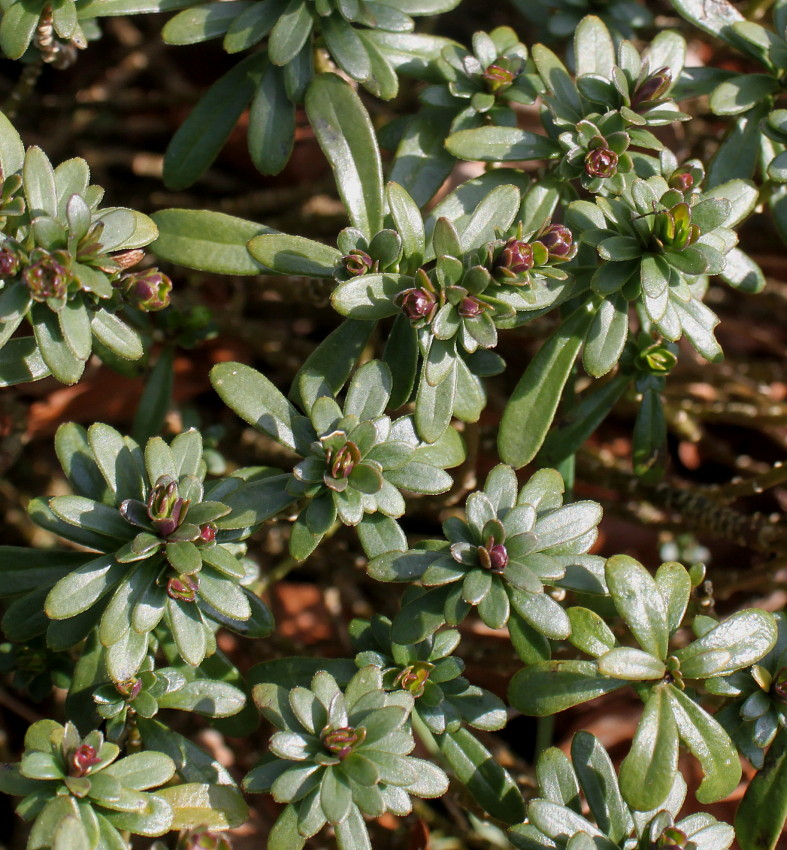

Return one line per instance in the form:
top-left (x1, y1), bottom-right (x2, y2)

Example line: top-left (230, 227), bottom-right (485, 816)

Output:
top-left (327, 441), bottom-right (361, 479)
top-left (488, 543), bottom-right (508, 572)
top-left (167, 574), bottom-right (199, 603)
top-left (497, 238), bottom-right (535, 276)
top-left (399, 287), bottom-right (436, 322)
top-left (23, 249), bottom-right (70, 302)
top-left (147, 477), bottom-right (190, 536)
top-left (0, 246), bottom-right (20, 277)
top-left (668, 172), bottom-right (694, 193)
top-left (343, 249), bottom-right (374, 276)
top-left (458, 296), bottom-right (485, 318)
top-left (199, 524), bottom-right (217, 543)
top-left (538, 224), bottom-right (575, 259)
top-left (121, 269), bottom-right (172, 312)
top-left (773, 667), bottom-right (787, 703)
top-left (632, 67), bottom-right (672, 107)
top-left (70, 744), bottom-right (101, 777)
top-left (584, 148), bottom-right (619, 179)
top-left (321, 725), bottom-right (366, 759)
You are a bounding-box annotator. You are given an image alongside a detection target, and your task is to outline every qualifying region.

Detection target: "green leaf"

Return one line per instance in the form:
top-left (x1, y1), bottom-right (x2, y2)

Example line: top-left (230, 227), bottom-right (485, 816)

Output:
top-left (163, 52), bottom-right (267, 190)
top-left (655, 561), bottom-right (691, 635)
top-left (331, 272), bottom-right (411, 320)
top-left (268, 0), bottom-right (312, 65)
top-left (605, 554), bottom-right (669, 659)
top-left (305, 73), bottom-right (384, 239)
top-left (446, 126), bottom-right (560, 163)
top-left (574, 15), bottom-right (614, 78)
top-left (499, 300), bottom-right (598, 468)
top-left (391, 586), bottom-right (450, 644)
top-left (438, 727), bottom-right (525, 823)
top-left (596, 646), bottom-right (666, 682)
top-left (570, 731), bottom-right (631, 843)
top-left (0, 336), bottom-right (50, 386)
top-left (718, 247), bottom-right (765, 294)
top-left (211, 361), bottom-right (313, 455)
top-left (151, 209), bottom-right (275, 274)
top-left (665, 684), bottom-right (741, 804)
top-left (137, 717), bottom-right (236, 785)
top-left (162, 1), bottom-right (249, 44)
top-left (709, 74), bottom-right (779, 116)
top-left (247, 233), bottom-right (341, 277)
top-left (157, 783), bottom-right (249, 829)
top-left (619, 686), bottom-right (679, 811)
top-left (132, 349), bottom-right (174, 445)
top-left (248, 59), bottom-right (295, 175)
top-left (32, 305), bottom-right (86, 385)
top-left (508, 660), bottom-right (627, 716)
top-left (0, 103), bottom-right (25, 176)
top-left (735, 731), bottom-right (787, 850)
top-left (707, 102), bottom-right (770, 188)
top-left (104, 752), bottom-right (176, 791)
top-left (45, 554), bottom-right (125, 619)
top-left (90, 310), bottom-right (143, 361)
top-left (583, 293), bottom-right (628, 378)
top-left (388, 109), bottom-right (456, 208)
top-left (415, 363), bottom-right (456, 444)
top-left (670, 0), bottom-right (744, 40)
top-left (674, 608), bottom-right (777, 679)
top-left (532, 42), bottom-right (581, 116)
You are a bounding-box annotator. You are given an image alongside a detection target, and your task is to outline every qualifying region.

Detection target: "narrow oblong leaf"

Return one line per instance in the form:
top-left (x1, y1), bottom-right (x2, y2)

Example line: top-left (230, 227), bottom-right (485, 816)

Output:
top-left (305, 74), bottom-right (383, 238)
top-left (500, 301), bottom-right (598, 468)
top-left (438, 727), bottom-right (525, 824)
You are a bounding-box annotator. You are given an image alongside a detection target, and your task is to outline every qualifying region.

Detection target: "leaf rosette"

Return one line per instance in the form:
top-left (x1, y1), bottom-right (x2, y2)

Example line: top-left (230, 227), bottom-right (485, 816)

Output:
top-left (369, 465), bottom-right (606, 645)
top-left (509, 731), bottom-right (734, 850)
top-left (0, 116), bottom-right (164, 386)
top-left (212, 358), bottom-right (463, 561)
top-left (0, 423), bottom-right (276, 682)
top-left (350, 614), bottom-right (506, 737)
top-left (509, 556), bottom-right (779, 810)
top-left (244, 666), bottom-right (449, 850)
top-left (0, 719), bottom-right (177, 848)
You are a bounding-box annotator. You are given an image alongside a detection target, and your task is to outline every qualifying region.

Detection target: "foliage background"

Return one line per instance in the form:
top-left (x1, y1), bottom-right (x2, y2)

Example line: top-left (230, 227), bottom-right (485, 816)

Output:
top-left (0, 0), bottom-right (786, 847)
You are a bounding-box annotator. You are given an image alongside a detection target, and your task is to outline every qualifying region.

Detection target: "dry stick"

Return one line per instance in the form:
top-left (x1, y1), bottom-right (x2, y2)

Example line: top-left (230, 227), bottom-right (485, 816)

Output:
top-left (577, 450), bottom-right (787, 555)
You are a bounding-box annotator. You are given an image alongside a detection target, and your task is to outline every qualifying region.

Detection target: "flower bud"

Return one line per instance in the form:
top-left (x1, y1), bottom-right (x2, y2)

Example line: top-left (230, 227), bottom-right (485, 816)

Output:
top-left (399, 287), bottom-right (436, 322)
top-left (147, 477), bottom-right (189, 536)
top-left (632, 67), bottom-right (672, 107)
top-left (120, 269), bottom-right (172, 311)
top-left (199, 524), bottom-right (217, 543)
top-left (773, 666), bottom-right (787, 703)
top-left (638, 343), bottom-right (677, 375)
top-left (23, 249), bottom-right (70, 303)
top-left (167, 574), bottom-right (199, 603)
top-left (497, 237), bottom-right (534, 277)
top-left (668, 172), bottom-right (694, 193)
top-left (538, 224), bottom-right (575, 259)
top-left (321, 725), bottom-right (366, 759)
top-left (483, 62), bottom-right (516, 93)
top-left (343, 249), bottom-right (374, 276)
top-left (70, 744), bottom-right (101, 777)
top-left (115, 678), bottom-right (143, 699)
top-left (584, 148), bottom-right (619, 179)
top-left (328, 440), bottom-right (361, 479)
top-left (488, 542), bottom-right (508, 572)
top-left (458, 296), bottom-right (485, 318)
top-left (0, 245), bottom-right (21, 277)
top-left (394, 661), bottom-right (433, 697)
